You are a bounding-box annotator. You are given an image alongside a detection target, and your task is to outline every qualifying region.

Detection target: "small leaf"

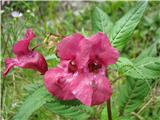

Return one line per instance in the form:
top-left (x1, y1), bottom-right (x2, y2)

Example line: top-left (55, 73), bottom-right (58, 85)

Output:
top-left (116, 57), bottom-right (160, 79)
top-left (116, 57), bottom-right (134, 71)
top-left (45, 54), bottom-right (59, 61)
top-left (91, 7), bottom-right (113, 34)
top-left (13, 87), bottom-right (53, 120)
top-left (125, 57), bottom-right (160, 79)
top-left (110, 1), bottom-right (148, 50)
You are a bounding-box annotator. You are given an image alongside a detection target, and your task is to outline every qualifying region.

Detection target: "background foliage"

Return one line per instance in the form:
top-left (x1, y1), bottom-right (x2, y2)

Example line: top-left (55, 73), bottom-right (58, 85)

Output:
top-left (1, 1), bottom-right (160, 120)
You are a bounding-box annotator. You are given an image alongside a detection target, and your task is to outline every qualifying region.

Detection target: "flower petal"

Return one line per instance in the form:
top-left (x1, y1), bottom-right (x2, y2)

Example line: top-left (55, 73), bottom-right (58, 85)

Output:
top-left (76, 39), bottom-right (91, 69)
top-left (44, 61), bottom-right (77, 100)
top-left (70, 72), bottom-right (112, 106)
top-left (57, 33), bottom-right (91, 69)
top-left (3, 51), bottom-right (48, 77)
top-left (89, 32), bottom-right (119, 66)
top-left (17, 51), bottom-right (48, 74)
top-left (57, 33), bottom-right (84, 60)
top-left (3, 58), bottom-right (17, 77)
top-left (13, 29), bottom-right (35, 56)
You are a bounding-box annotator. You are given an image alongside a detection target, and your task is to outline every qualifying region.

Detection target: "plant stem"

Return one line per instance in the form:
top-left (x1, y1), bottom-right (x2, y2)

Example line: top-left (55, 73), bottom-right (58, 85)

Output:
top-left (131, 112), bottom-right (144, 120)
top-left (107, 99), bottom-right (112, 120)
top-left (105, 70), bottom-right (112, 120)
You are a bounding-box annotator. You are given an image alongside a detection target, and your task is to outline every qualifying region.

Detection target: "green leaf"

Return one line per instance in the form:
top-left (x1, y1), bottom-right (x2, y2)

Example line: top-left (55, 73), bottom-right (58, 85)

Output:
top-left (91, 7), bottom-right (113, 34)
top-left (13, 85), bottom-right (93, 120)
top-left (24, 83), bottom-right (43, 93)
top-left (45, 54), bottom-right (59, 61)
top-left (116, 57), bottom-right (134, 71)
top-left (136, 42), bottom-right (157, 61)
top-left (110, 1), bottom-right (148, 50)
top-left (45, 100), bottom-right (93, 120)
top-left (13, 87), bottom-right (53, 120)
top-left (125, 57), bottom-right (160, 79)
top-left (116, 57), bottom-right (160, 79)
top-left (118, 77), bottom-right (150, 116)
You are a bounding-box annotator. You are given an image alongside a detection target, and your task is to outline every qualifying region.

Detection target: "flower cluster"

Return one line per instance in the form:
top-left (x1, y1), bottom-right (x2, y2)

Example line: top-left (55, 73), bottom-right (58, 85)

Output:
top-left (3, 29), bottom-right (119, 106)
top-left (44, 32), bottom-right (119, 106)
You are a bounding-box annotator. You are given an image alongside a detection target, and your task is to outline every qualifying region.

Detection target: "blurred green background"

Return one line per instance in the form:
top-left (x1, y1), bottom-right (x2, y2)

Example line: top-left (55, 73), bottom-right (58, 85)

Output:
top-left (1, 1), bottom-right (160, 120)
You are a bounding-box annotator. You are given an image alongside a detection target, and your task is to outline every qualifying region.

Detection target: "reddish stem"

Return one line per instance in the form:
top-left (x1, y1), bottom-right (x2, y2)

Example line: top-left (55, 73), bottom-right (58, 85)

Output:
top-left (107, 99), bottom-right (112, 120)
top-left (105, 70), bottom-right (112, 120)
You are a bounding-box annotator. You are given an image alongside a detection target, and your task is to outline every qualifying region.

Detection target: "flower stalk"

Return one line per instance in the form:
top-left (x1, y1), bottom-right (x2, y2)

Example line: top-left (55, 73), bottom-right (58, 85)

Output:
top-left (107, 99), bottom-right (112, 120)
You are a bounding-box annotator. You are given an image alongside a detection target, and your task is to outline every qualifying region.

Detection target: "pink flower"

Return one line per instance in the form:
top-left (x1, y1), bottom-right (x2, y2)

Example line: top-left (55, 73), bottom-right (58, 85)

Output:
top-left (69, 32), bottom-right (119, 106)
top-left (44, 32), bottom-right (119, 106)
top-left (44, 34), bottom-right (90, 100)
top-left (3, 29), bottom-right (48, 77)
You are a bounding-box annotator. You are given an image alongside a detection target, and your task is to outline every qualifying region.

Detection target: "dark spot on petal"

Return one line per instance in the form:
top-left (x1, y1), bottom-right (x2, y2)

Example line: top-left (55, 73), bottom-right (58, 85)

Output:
top-left (68, 61), bottom-right (77, 73)
top-left (88, 60), bottom-right (102, 73)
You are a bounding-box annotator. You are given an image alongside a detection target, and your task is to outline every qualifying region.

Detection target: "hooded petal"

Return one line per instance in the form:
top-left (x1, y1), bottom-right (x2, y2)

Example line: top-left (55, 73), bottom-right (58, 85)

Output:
top-left (3, 51), bottom-right (48, 77)
top-left (89, 32), bottom-right (119, 66)
top-left (13, 29), bottom-right (35, 56)
top-left (44, 65), bottom-right (77, 100)
top-left (76, 39), bottom-right (91, 69)
top-left (57, 33), bottom-right (91, 69)
top-left (70, 72), bottom-right (112, 106)
top-left (57, 33), bottom-right (84, 60)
